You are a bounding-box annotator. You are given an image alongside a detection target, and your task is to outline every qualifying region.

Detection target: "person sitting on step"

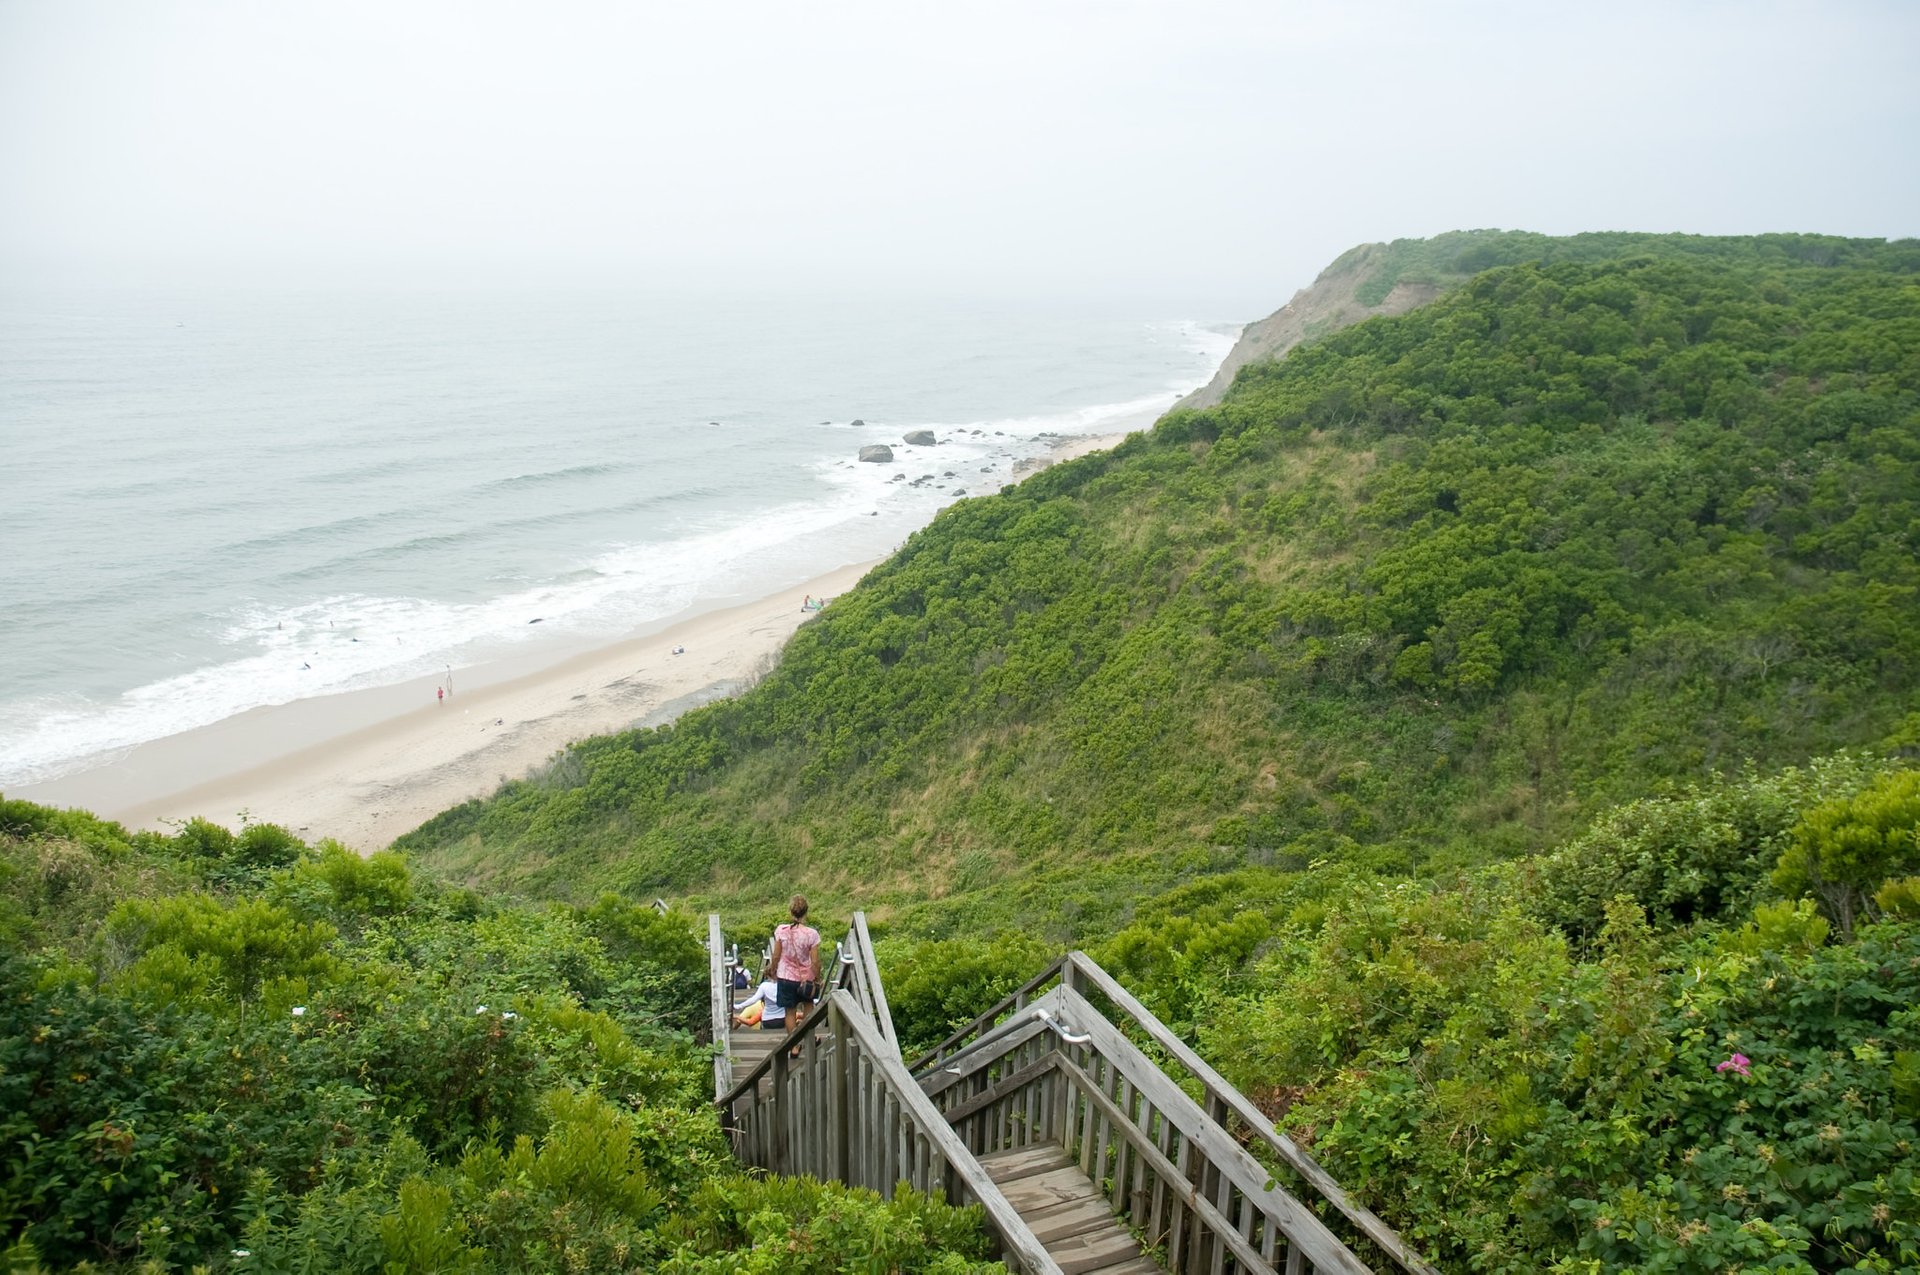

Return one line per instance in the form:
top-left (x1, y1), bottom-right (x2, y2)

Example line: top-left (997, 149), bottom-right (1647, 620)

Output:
top-left (734, 971), bottom-right (785, 1030)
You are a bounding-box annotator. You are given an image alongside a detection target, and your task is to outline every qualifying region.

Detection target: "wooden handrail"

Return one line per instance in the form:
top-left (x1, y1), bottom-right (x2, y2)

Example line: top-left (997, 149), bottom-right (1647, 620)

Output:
top-left (1063, 952), bottom-right (1440, 1275)
top-left (1055, 984), bottom-right (1369, 1275)
top-left (712, 913), bottom-right (1434, 1274)
top-left (717, 989), bottom-right (1063, 1274)
top-left (906, 954), bottom-right (1068, 1074)
top-left (715, 984), bottom-right (837, 1109)
top-left (832, 911), bottom-right (898, 1054)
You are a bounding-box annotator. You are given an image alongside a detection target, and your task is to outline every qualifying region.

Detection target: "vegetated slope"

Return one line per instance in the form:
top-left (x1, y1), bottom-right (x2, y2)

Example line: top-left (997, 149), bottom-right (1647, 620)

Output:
top-left (399, 234), bottom-right (1920, 930)
top-left (1089, 757), bottom-right (1920, 1272)
top-left (1175, 239), bottom-right (1447, 411)
top-left (1179, 228), bottom-right (1913, 409)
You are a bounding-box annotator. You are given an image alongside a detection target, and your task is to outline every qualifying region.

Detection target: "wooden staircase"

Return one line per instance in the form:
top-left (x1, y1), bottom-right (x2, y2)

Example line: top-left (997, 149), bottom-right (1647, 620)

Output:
top-left (708, 913), bottom-right (1436, 1275)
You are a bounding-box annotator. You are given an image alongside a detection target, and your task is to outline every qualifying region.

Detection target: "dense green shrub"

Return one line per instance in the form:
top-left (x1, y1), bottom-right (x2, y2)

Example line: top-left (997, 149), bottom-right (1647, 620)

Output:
top-left (0, 808), bottom-right (842, 1272)
top-left (1775, 769), bottom-right (1920, 935)
top-left (1199, 876), bottom-right (1920, 1272)
top-left (655, 1177), bottom-right (1000, 1274)
top-left (1533, 754), bottom-right (1891, 939)
top-left (876, 932), bottom-right (1055, 1057)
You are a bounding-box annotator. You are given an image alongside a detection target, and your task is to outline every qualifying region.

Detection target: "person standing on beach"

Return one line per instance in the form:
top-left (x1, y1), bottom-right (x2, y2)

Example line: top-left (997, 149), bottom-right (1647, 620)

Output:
top-left (437, 686), bottom-right (444, 705)
top-left (767, 895), bottom-right (821, 1042)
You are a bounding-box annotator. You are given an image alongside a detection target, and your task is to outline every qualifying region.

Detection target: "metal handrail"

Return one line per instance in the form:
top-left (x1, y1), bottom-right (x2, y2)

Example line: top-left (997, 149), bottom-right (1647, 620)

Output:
top-left (906, 954), bottom-right (1069, 1075)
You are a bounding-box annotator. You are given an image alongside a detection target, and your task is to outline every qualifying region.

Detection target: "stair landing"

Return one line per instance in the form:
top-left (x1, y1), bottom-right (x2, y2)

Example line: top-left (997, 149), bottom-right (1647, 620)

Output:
top-left (980, 1145), bottom-right (1159, 1275)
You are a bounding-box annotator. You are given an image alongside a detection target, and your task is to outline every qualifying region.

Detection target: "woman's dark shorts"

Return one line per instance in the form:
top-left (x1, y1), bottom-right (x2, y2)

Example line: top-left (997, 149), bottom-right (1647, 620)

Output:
top-left (775, 977), bottom-right (815, 1009)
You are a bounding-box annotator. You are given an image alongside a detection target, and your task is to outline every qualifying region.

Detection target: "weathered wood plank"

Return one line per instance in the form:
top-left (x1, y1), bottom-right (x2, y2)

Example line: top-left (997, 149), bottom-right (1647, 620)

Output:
top-left (907, 956), bottom-right (1067, 1076)
top-left (1058, 1051), bottom-right (1290, 1275)
top-left (1081, 1258), bottom-right (1164, 1275)
top-left (944, 1053), bottom-right (1062, 1129)
top-left (1022, 1196), bottom-right (1123, 1243)
top-left (708, 914), bottom-right (733, 1100)
top-left (851, 914), bottom-right (898, 1055)
top-left (1050, 1228), bottom-right (1142, 1275)
top-left (981, 1144), bottom-right (1076, 1183)
top-left (1001, 1166), bottom-right (1105, 1214)
top-left (836, 999), bottom-right (1064, 1273)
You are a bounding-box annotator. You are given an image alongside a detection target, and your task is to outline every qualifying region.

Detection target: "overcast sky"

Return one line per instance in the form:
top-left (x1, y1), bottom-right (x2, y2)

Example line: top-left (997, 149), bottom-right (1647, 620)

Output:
top-left (2, 0), bottom-right (1915, 312)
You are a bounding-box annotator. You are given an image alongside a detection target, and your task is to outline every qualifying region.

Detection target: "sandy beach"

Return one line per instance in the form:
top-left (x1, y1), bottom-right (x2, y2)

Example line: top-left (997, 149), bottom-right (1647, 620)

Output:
top-left (11, 431), bottom-right (1129, 852)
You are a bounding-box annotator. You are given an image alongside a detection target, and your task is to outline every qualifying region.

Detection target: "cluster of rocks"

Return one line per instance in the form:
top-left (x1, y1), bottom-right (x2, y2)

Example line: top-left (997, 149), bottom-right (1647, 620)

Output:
top-left (857, 426), bottom-right (945, 462)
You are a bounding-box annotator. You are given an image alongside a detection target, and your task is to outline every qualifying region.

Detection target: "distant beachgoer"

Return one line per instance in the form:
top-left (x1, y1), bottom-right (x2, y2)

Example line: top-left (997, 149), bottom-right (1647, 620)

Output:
top-left (673, 645), bottom-right (685, 655)
top-left (804, 594), bottom-right (811, 609)
top-left (437, 686), bottom-right (444, 704)
top-left (768, 895), bottom-right (821, 1047)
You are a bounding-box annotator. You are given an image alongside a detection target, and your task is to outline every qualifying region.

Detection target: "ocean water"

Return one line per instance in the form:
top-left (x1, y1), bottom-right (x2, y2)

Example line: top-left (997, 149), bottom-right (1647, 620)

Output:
top-left (0, 286), bottom-right (1235, 787)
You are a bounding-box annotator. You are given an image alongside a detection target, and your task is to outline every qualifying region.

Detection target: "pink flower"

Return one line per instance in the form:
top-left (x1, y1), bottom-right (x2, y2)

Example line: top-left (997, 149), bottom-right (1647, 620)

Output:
top-left (1716, 1053), bottom-right (1751, 1077)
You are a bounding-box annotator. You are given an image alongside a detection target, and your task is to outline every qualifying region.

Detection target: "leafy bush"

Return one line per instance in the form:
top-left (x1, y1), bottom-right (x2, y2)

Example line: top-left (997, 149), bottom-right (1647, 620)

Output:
top-left (656, 1177), bottom-right (1000, 1274)
top-left (100, 892), bottom-right (339, 1009)
top-left (877, 932), bottom-right (1054, 1057)
top-left (1534, 754), bottom-right (1891, 939)
top-left (1774, 768), bottom-right (1920, 935)
top-left (0, 805), bottom-right (823, 1271)
top-left (577, 895), bottom-right (709, 1037)
top-left (1203, 877), bottom-right (1920, 1272)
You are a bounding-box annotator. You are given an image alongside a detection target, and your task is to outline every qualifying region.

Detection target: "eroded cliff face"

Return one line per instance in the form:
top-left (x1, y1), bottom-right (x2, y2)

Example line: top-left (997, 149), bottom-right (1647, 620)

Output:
top-left (1177, 242), bottom-right (1444, 411)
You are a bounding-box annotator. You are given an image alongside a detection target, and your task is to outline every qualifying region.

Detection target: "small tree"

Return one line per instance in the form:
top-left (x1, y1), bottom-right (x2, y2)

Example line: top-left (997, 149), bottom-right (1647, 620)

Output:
top-left (1772, 769), bottom-right (1920, 936)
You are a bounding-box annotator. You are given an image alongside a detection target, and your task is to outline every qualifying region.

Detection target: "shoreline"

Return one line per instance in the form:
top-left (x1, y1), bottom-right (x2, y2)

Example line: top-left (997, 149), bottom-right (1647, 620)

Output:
top-left (10, 429), bottom-right (1131, 851)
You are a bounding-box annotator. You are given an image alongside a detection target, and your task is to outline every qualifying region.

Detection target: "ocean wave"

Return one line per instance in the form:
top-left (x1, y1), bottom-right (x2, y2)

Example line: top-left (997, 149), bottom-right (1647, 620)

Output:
top-left (469, 460), bottom-right (638, 495)
top-left (0, 493), bottom-right (886, 788)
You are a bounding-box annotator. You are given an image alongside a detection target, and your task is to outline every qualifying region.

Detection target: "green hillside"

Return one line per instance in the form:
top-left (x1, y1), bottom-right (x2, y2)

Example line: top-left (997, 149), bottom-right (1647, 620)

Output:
top-left (400, 233), bottom-right (1920, 932)
top-left (8, 231), bottom-right (1920, 1271)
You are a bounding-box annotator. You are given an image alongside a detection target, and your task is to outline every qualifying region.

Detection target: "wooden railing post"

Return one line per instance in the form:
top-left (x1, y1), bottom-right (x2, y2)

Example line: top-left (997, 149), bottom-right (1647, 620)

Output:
top-left (770, 1045), bottom-right (790, 1175)
top-left (708, 913), bottom-right (733, 1101)
top-left (832, 999), bottom-right (851, 1186)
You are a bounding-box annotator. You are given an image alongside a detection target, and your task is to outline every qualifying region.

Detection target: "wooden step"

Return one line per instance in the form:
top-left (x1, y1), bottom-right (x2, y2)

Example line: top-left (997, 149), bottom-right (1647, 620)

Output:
top-left (981, 1144), bottom-right (1076, 1183)
top-left (1052, 1229), bottom-right (1146, 1275)
top-left (1077, 1258), bottom-right (1162, 1275)
top-left (979, 1144), bottom-right (1159, 1274)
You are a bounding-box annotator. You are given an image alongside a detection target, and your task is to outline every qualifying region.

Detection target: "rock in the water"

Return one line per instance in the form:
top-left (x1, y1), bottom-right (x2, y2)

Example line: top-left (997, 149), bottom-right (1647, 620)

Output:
top-left (859, 444), bottom-right (894, 463)
top-left (850, 418), bottom-right (866, 428)
top-left (903, 429), bottom-right (936, 446)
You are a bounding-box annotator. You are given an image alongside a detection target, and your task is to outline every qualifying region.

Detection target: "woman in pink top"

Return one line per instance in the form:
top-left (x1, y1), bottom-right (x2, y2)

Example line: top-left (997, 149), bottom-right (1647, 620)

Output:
top-left (768, 894), bottom-right (822, 1039)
